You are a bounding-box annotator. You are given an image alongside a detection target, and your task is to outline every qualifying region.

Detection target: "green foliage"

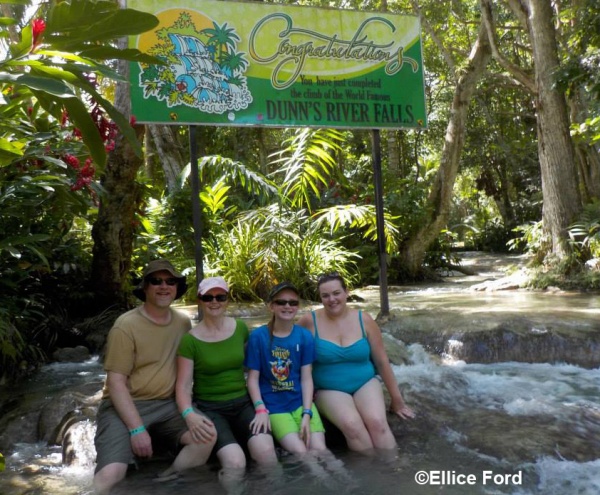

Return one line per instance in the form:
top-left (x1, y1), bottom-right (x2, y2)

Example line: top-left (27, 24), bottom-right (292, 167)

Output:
top-left (204, 206), bottom-right (359, 301)
top-left (423, 230), bottom-right (462, 273)
top-left (200, 179), bottom-right (235, 217)
top-left (557, 0), bottom-right (600, 102)
top-left (0, 318), bottom-right (46, 381)
top-left (508, 221), bottom-right (550, 265)
top-left (470, 218), bottom-right (516, 253)
top-left (136, 127), bottom-right (371, 300)
top-left (568, 201), bottom-right (600, 260)
top-left (507, 203), bottom-right (600, 290)
top-left (0, 0), bottom-right (161, 381)
top-left (195, 154), bottom-right (277, 201)
top-left (2, 1), bottom-right (158, 168)
top-left (134, 189), bottom-right (196, 270)
top-left (313, 204), bottom-right (400, 254)
top-left (269, 128), bottom-right (344, 212)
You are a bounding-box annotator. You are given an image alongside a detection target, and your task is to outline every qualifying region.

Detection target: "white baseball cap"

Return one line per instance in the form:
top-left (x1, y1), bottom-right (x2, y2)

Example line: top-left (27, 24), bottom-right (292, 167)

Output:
top-left (197, 277), bottom-right (229, 295)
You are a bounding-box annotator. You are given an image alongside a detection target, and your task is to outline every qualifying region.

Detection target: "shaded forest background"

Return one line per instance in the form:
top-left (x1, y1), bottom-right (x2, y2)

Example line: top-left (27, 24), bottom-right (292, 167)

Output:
top-left (1, 0), bottom-right (599, 382)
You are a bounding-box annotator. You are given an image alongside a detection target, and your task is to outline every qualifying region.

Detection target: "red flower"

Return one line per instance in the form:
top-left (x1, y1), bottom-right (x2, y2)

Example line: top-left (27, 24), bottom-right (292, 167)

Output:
top-left (64, 154), bottom-right (80, 169)
top-left (32, 19), bottom-right (46, 49)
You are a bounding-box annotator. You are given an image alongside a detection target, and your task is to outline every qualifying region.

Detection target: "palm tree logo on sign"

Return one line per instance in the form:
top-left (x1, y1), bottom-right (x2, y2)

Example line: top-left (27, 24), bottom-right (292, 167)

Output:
top-left (138, 10), bottom-right (252, 117)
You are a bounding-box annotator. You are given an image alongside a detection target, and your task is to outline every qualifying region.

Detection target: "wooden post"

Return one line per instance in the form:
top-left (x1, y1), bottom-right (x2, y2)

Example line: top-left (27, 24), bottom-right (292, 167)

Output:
top-left (371, 129), bottom-right (389, 316)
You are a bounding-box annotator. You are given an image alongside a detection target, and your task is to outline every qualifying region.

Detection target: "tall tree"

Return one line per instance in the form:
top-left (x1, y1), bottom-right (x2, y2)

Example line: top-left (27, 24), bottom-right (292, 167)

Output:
top-left (90, 39), bottom-right (145, 309)
top-left (400, 11), bottom-right (492, 276)
top-left (486, 0), bottom-right (582, 257)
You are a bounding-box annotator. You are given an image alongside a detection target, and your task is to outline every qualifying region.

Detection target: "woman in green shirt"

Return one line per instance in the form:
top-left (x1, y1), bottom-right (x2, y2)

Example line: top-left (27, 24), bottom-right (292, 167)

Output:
top-left (166, 277), bottom-right (277, 484)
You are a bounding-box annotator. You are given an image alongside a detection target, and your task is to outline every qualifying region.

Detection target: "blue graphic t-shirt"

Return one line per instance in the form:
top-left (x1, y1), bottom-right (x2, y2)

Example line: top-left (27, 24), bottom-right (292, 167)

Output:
top-left (245, 324), bottom-right (315, 414)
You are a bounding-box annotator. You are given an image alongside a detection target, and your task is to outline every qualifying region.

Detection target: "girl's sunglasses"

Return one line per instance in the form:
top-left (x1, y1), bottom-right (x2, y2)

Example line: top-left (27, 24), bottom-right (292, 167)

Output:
top-left (199, 294), bottom-right (228, 302)
top-left (273, 299), bottom-right (299, 306)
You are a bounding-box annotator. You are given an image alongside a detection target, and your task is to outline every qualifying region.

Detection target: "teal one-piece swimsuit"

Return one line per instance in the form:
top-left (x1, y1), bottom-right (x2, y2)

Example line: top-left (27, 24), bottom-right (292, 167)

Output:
top-left (311, 310), bottom-right (376, 394)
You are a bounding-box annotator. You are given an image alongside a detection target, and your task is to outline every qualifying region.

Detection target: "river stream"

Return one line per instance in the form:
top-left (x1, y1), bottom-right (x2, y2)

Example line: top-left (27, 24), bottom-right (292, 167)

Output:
top-left (1, 252), bottom-right (599, 494)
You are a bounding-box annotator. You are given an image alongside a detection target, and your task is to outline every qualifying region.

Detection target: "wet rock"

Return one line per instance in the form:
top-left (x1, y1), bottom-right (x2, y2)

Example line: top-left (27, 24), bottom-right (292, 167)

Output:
top-left (382, 313), bottom-right (600, 369)
top-left (39, 382), bottom-right (102, 444)
top-left (0, 381), bottom-right (102, 454)
top-left (52, 345), bottom-right (91, 363)
top-left (382, 333), bottom-right (411, 366)
top-left (0, 408), bottom-right (40, 450)
top-left (585, 258), bottom-right (600, 271)
top-left (471, 270), bottom-right (529, 291)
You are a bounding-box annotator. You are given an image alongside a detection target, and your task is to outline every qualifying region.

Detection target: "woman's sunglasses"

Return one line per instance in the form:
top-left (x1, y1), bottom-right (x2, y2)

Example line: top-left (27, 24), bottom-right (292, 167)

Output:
top-left (273, 299), bottom-right (299, 306)
top-left (147, 276), bottom-right (179, 286)
top-left (199, 294), bottom-right (228, 302)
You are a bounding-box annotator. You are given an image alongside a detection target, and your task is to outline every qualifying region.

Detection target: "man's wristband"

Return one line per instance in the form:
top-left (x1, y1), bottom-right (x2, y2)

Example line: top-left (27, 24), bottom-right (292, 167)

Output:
top-left (129, 425), bottom-right (146, 436)
top-left (255, 408), bottom-right (269, 414)
top-left (182, 407), bottom-right (194, 418)
top-left (302, 408), bottom-right (313, 418)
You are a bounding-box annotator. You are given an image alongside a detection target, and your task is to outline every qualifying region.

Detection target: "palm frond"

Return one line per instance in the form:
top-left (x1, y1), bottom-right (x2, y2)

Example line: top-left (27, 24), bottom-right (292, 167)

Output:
top-left (181, 155), bottom-right (278, 200)
top-left (313, 204), bottom-right (400, 253)
top-left (269, 128), bottom-right (344, 211)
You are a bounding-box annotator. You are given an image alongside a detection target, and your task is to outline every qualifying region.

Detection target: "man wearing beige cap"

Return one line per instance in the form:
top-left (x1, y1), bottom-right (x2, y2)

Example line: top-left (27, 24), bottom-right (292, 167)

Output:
top-left (93, 260), bottom-right (216, 494)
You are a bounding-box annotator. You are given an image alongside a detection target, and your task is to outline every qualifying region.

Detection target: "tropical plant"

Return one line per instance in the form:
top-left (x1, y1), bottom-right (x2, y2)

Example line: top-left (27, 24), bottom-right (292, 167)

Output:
top-left (0, 0), bottom-right (161, 381)
top-left (269, 128), bottom-right (345, 212)
top-left (508, 221), bottom-right (549, 265)
top-left (568, 202), bottom-right (600, 260)
top-left (204, 205), bottom-right (359, 301)
top-left (312, 204), bottom-right (400, 254)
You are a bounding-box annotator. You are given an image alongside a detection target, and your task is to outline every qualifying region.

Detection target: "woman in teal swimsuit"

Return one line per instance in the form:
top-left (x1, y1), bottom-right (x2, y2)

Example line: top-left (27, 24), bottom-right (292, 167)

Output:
top-left (298, 273), bottom-right (414, 452)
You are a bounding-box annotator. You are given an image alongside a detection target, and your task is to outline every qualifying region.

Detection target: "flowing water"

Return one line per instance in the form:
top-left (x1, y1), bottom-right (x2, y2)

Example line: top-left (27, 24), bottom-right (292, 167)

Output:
top-left (1, 253), bottom-right (599, 494)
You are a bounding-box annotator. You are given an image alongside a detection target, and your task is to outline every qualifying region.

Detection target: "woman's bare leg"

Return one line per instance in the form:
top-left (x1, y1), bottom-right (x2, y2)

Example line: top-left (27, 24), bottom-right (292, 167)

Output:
top-left (315, 390), bottom-right (374, 452)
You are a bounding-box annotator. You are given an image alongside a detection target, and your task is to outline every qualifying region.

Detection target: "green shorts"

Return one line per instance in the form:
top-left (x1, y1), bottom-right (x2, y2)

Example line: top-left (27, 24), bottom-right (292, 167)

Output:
top-left (269, 404), bottom-right (325, 443)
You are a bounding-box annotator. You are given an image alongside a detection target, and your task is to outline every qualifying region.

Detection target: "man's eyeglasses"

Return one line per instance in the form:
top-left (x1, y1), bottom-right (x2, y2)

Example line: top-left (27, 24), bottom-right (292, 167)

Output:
top-left (199, 294), bottom-right (228, 302)
top-left (273, 299), bottom-right (299, 307)
top-left (147, 276), bottom-right (179, 286)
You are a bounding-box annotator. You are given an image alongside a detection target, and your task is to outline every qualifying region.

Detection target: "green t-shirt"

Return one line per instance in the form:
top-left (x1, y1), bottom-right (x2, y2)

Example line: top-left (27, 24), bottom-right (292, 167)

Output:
top-left (178, 319), bottom-right (249, 402)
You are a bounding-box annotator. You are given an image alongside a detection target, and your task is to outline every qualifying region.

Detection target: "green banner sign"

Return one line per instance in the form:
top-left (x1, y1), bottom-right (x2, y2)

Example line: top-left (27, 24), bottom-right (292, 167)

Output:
top-left (129, 0), bottom-right (427, 129)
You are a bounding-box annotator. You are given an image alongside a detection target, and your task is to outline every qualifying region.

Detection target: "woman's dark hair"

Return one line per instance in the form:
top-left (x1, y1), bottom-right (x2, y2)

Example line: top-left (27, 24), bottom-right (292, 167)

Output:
top-left (316, 272), bottom-right (347, 291)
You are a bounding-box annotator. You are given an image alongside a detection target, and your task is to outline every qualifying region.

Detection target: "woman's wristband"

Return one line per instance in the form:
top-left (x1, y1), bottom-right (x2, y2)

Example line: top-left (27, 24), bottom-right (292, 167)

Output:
top-left (129, 425), bottom-right (146, 436)
top-left (255, 408), bottom-right (269, 414)
top-left (253, 400), bottom-right (264, 408)
top-left (302, 408), bottom-right (313, 418)
top-left (181, 407), bottom-right (194, 418)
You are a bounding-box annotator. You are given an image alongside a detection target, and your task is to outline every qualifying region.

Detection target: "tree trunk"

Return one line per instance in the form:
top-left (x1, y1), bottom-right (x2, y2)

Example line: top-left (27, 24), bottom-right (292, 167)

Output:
top-left (386, 130), bottom-right (400, 173)
top-left (90, 48), bottom-right (145, 309)
top-left (525, 0), bottom-right (581, 257)
top-left (147, 124), bottom-right (185, 192)
top-left (401, 22), bottom-right (492, 276)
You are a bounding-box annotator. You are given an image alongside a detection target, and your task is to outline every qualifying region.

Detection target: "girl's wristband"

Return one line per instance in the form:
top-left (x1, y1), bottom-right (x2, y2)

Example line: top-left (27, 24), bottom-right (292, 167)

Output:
top-left (181, 407), bottom-right (194, 418)
top-left (255, 408), bottom-right (269, 414)
top-left (129, 425), bottom-right (146, 436)
top-left (253, 400), bottom-right (264, 408)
